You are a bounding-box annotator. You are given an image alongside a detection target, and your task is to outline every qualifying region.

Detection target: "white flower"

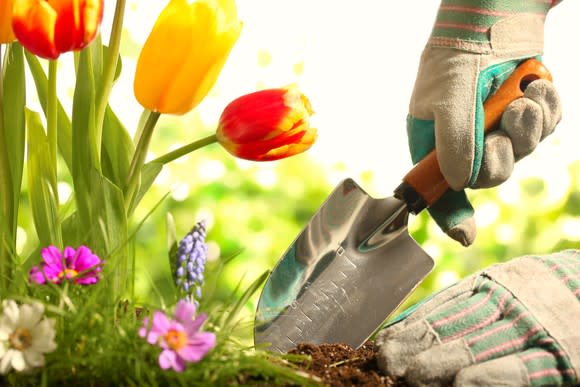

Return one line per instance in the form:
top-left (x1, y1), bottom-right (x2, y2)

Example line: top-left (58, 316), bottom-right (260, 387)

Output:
top-left (0, 300), bottom-right (57, 374)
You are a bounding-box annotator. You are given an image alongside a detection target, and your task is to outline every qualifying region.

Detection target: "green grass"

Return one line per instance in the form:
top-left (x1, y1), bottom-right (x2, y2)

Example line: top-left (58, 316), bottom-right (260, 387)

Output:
top-left (0, 253), bottom-right (320, 386)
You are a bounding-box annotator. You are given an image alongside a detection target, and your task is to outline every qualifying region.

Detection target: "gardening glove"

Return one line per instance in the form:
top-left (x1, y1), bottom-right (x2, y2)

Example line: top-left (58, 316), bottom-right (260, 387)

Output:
top-left (375, 250), bottom-right (580, 387)
top-left (409, 0), bottom-right (563, 246)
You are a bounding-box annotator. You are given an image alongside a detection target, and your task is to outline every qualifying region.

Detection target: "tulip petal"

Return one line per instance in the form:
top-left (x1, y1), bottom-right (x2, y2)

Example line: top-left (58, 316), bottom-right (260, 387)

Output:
top-left (12, 0), bottom-right (103, 59)
top-left (134, 0), bottom-right (241, 115)
top-left (12, 0), bottom-right (59, 59)
top-left (164, 2), bottom-right (241, 114)
top-left (0, 0), bottom-right (15, 43)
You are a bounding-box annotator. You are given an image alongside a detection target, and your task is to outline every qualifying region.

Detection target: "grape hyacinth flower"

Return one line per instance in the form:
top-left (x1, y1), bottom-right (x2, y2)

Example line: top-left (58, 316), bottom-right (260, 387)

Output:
top-left (0, 300), bottom-right (57, 374)
top-left (139, 299), bottom-right (216, 372)
top-left (174, 221), bottom-right (208, 304)
top-left (29, 245), bottom-right (102, 285)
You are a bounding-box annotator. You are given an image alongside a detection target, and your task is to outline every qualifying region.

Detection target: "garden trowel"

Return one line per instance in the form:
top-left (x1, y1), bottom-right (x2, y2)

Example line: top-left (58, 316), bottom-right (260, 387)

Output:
top-left (254, 59), bottom-right (552, 353)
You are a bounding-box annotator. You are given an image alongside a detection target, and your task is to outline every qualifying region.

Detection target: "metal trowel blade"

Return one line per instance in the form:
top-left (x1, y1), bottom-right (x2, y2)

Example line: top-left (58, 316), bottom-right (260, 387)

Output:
top-left (254, 178), bottom-right (434, 353)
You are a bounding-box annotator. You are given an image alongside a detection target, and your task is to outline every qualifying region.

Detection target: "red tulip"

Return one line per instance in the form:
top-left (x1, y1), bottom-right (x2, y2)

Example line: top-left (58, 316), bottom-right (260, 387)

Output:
top-left (12, 0), bottom-right (104, 59)
top-left (216, 85), bottom-right (317, 161)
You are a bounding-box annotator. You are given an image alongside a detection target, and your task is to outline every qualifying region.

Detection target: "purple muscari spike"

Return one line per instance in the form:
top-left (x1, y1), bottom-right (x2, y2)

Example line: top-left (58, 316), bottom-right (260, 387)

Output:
top-left (174, 220), bottom-right (208, 304)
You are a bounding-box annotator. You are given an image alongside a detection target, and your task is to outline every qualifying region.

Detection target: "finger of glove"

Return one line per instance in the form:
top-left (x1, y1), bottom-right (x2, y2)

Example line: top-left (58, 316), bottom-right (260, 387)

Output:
top-left (472, 132), bottom-right (515, 189)
top-left (454, 354), bottom-right (529, 387)
top-left (433, 101), bottom-right (477, 190)
top-left (500, 96), bottom-right (543, 160)
top-left (426, 278), bottom-right (508, 344)
top-left (377, 320), bottom-right (440, 378)
top-left (403, 339), bottom-right (474, 387)
top-left (524, 78), bottom-right (562, 139)
top-left (517, 347), bottom-right (577, 386)
top-left (463, 301), bottom-right (544, 364)
top-left (386, 272), bottom-right (479, 330)
top-left (428, 190), bottom-right (476, 246)
top-left (456, 345), bottom-right (577, 387)
top-left (500, 79), bottom-right (561, 160)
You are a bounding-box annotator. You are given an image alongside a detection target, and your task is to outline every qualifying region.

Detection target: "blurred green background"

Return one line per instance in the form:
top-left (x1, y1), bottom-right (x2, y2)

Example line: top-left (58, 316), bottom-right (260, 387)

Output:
top-left (14, 1), bottom-right (580, 337)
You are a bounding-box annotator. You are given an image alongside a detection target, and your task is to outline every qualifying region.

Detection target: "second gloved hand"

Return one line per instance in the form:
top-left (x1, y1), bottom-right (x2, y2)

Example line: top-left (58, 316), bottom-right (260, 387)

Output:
top-left (375, 250), bottom-right (580, 387)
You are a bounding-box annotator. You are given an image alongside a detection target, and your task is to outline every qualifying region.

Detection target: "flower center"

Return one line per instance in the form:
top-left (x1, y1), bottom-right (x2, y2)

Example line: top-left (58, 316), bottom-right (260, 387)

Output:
top-left (58, 268), bottom-right (78, 279)
top-left (165, 329), bottom-right (187, 351)
top-left (9, 328), bottom-right (32, 351)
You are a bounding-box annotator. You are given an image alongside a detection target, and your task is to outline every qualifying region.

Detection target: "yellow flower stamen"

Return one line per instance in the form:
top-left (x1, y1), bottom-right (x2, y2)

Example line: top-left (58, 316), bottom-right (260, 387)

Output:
top-left (165, 329), bottom-right (188, 351)
top-left (58, 269), bottom-right (79, 279)
top-left (9, 328), bottom-right (32, 351)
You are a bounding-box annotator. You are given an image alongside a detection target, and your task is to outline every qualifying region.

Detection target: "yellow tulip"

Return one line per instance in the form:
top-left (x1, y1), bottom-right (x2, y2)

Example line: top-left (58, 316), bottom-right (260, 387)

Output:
top-left (134, 0), bottom-right (242, 115)
top-left (0, 0), bottom-right (16, 43)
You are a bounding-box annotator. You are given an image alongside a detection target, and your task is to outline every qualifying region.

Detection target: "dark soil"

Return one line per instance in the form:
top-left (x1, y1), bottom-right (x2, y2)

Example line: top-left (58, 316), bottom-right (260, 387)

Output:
top-left (288, 341), bottom-right (407, 387)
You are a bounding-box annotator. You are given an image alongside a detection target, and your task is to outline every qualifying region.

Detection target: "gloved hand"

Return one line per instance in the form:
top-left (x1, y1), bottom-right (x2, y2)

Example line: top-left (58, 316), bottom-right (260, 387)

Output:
top-left (409, 1), bottom-right (563, 246)
top-left (375, 250), bottom-right (580, 387)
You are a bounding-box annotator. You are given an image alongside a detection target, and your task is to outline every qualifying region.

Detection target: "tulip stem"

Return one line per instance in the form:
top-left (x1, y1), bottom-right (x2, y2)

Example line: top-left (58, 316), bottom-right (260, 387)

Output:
top-left (149, 134), bottom-right (218, 165)
top-left (48, 59), bottom-right (58, 177)
top-left (124, 110), bottom-right (160, 214)
top-left (95, 0), bottom-right (126, 161)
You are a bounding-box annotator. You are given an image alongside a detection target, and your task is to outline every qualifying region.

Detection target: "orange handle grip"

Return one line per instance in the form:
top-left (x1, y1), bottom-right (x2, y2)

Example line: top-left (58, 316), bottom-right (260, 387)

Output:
top-left (396, 59), bottom-right (552, 213)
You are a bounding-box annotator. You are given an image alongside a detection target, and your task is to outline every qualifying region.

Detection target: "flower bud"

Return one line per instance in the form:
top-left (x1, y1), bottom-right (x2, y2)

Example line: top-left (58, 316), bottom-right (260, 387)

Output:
top-left (12, 0), bottom-right (104, 59)
top-left (134, 0), bottom-right (242, 115)
top-left (216, 85), bottom-right (317, 161)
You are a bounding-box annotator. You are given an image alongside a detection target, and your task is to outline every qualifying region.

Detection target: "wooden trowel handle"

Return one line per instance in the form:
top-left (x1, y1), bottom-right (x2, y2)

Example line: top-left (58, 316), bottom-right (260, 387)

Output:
top-left (394, 59), bottom-right (552, 214)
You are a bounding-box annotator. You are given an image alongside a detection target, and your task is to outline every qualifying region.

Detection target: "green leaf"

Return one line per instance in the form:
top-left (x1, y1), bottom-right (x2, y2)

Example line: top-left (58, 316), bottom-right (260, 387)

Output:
top-left (166, 213), bottom-right (178, 284)
top-left (129, 162), bottom-right (163, 215)
top-left (24, 51), bottom-right (73, 172)
top-left (62, 170), bottom-right (129, 298)
top-left (103, 44), bottom-right (123, 83)
top-left (2, 43), bottom-right (26, 235)
top-left (26, 109), bottom-right (62, 247)
top-left (222, 270), bottom-right (270, 330)
top-left (88, 169), bottom-right (129, 298)
top-left (90, 35), bottom-right (103, 85)
top-left (101, 106), bottom-right (134, 187)
top-left (71, 48), bottom-right (97, 221)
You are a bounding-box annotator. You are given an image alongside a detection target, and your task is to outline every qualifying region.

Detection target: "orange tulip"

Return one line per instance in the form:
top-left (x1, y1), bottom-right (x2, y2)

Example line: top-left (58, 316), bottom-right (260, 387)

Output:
top-left (134, 0), bottom-right (242, 115)
top-left (0, 0), bottom-right (15, 43)
top-left (12, 0), bottom-right (104, 59)
top-left (216, 85), bottom-right (317, 161)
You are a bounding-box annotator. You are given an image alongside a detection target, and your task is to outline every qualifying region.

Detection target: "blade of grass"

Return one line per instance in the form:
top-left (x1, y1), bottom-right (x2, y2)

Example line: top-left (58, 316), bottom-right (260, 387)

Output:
top-left (222, 270), bottom-right (269, 330)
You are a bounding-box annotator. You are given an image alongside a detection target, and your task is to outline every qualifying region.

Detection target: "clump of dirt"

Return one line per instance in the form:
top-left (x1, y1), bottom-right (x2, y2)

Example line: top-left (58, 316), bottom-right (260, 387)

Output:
top-left (288, 341), bottom-right (407, 387)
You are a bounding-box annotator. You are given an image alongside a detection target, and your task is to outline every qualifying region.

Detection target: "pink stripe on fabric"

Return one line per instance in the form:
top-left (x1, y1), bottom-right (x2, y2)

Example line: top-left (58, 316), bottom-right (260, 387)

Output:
top-left (536, 337), bottom-right (556, 346)
top-left (431, 284), bottom-right (498, 329)
top-left (562, 272), bottom-right (580, 284)
top-left (529, 368), bottom-right (576, 381)
top-left (575, 288), bottom-right (580, 296)
top-left (502, 298), bottom-right (519, 317)
top-left (439, 5), bottom-right (513, 17)
top-left (467, 310), bottom-right (531, 345)
top-left (547, 251), bottom-right (580, 272)
top-left (521, 350), bottom-right (567, 362)
top-left (443, 292), bottom-right (509, 342)
top-left (434, 22), bottom-right (488, 33)
top-left (474, 325), bottom-right (543, 361)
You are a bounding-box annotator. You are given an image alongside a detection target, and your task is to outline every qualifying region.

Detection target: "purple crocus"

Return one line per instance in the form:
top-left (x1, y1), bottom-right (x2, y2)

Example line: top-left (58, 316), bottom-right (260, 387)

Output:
top-left (139, 299), bottom-right (216, 372)
top-left (29, 245), bottom-right (103, 285)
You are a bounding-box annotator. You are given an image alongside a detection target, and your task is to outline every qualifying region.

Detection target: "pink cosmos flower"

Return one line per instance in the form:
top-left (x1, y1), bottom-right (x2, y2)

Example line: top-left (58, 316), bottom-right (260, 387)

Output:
top-left (139, 300), bottom-right (216, 372)
top-left (29, 245), bottom-right (102, 285)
